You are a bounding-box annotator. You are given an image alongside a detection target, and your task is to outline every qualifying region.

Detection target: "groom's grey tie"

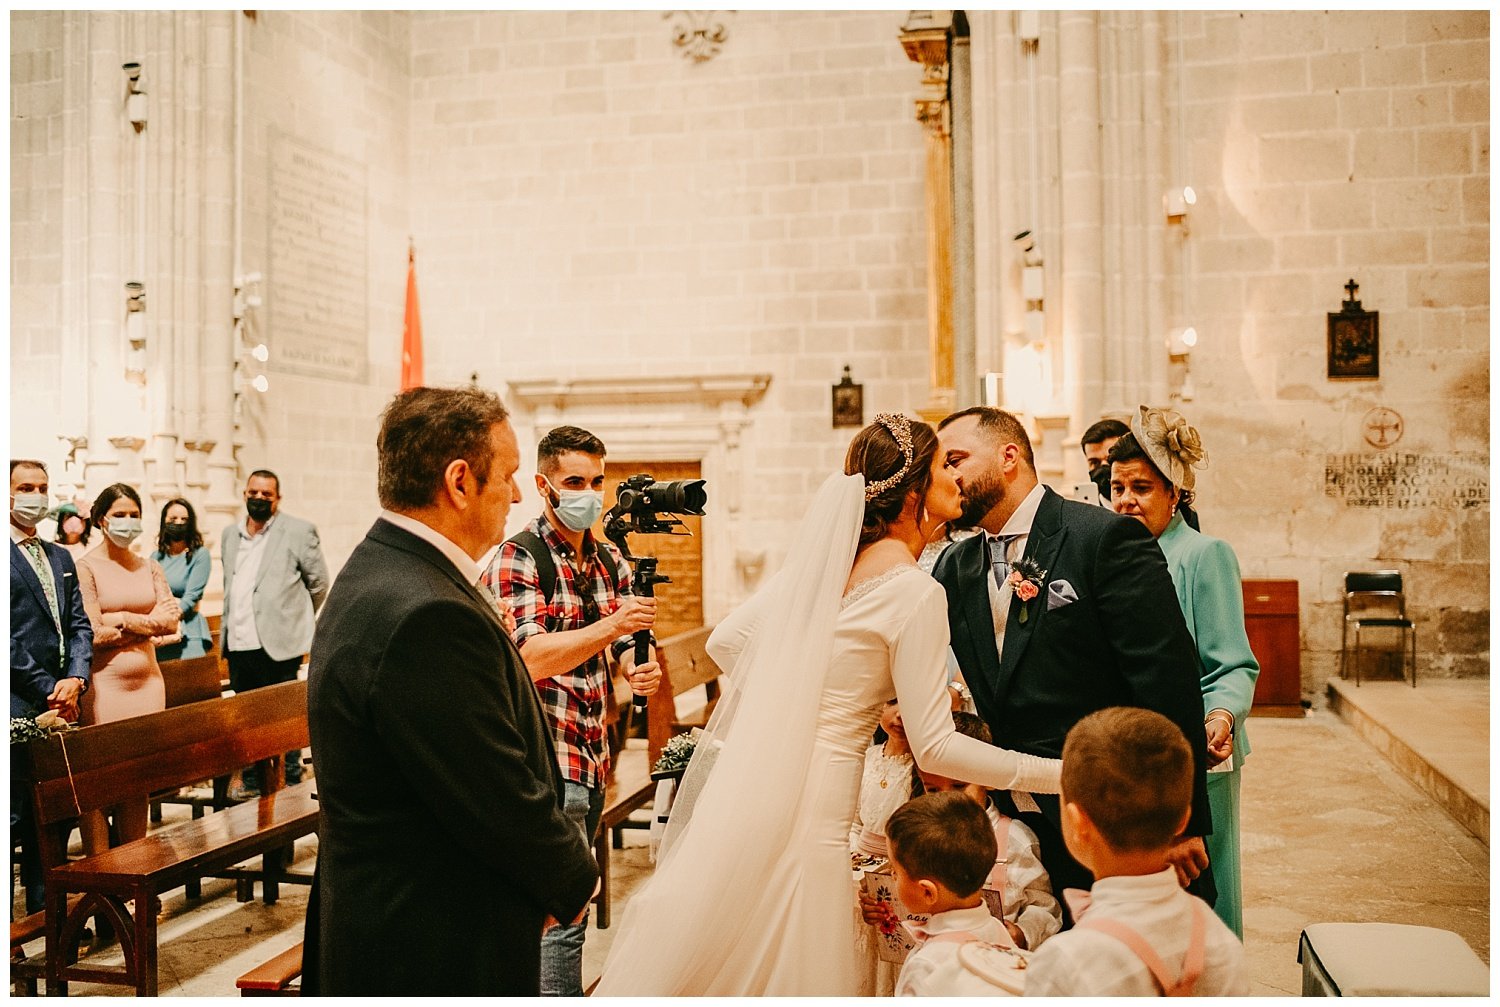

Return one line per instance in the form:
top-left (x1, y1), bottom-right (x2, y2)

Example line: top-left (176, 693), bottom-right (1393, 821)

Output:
top-left (988, 533), bottom-right (1022, 590)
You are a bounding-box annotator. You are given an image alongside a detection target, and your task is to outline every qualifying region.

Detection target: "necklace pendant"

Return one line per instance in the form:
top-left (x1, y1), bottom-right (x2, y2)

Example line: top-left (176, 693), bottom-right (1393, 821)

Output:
top-left (879, 779), bottom-right (888, 789)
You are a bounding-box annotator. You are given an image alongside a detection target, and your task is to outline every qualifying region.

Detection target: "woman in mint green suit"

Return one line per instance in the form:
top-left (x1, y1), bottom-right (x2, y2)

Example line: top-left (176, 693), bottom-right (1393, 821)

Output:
top-left (1107, 406), bottom-right (1260, 938)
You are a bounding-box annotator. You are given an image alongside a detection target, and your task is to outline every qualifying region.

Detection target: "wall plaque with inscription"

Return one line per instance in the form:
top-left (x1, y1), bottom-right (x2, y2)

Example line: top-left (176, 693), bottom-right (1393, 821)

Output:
top-left (1323, 452), bottom-right (1489, 510)
top-left (268, 134), bottom-right (369, 383)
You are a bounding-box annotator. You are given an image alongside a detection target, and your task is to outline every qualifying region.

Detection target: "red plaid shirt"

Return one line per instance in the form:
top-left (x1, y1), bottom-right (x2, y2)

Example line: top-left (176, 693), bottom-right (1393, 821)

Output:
top-left (480, 513), bottom-right (636, 790)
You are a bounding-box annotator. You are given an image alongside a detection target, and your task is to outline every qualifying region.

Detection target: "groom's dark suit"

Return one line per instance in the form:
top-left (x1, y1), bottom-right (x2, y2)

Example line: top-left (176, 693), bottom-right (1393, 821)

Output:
top-left (304, 519), bottom-right (598, 994)
top-left (933, 487), bottom-right (1214, 919)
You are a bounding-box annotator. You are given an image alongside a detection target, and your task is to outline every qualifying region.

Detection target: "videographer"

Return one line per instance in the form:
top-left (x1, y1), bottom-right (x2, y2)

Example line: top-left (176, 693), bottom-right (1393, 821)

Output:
top-left (479, 424), bottom-right (661, 997)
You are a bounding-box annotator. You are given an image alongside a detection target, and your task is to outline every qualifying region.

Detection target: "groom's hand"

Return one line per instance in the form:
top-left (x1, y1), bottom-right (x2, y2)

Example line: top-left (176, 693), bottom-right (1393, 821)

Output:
top-left (1165, 836), bottom-right (1209, 887)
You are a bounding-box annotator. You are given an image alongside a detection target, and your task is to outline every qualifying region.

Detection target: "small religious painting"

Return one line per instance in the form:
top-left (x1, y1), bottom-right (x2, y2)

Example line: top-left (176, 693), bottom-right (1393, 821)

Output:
top-left (832, 365), bottom-right (864, 428)
top-left (1328, 278), bottom-right (1379, 380)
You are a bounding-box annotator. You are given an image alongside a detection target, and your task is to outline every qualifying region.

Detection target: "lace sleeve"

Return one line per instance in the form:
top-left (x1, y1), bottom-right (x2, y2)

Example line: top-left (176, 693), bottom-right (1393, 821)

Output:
top-left (892, 584), bottom-right (1061, 795)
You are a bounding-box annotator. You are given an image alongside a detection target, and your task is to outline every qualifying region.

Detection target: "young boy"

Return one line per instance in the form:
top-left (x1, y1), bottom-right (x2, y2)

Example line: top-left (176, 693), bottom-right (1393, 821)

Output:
top-left (887, 792), bottom-right (1030, 996)
top-left (1025, 707), bottom-right (1247, 996)
top-left (915, 712), bottom-right (1062, 951)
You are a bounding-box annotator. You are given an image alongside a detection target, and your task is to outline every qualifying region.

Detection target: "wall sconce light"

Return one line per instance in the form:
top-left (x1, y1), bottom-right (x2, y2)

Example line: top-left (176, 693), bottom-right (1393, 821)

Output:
top-left (123, 62), bottom-right (147, 130)
top-left (1016, 9), bottom-right (1041, 43)
top-left (1166, 325), bottom-right (1198, 357)
top-left (1164, 185), bottom-right (1196, 220)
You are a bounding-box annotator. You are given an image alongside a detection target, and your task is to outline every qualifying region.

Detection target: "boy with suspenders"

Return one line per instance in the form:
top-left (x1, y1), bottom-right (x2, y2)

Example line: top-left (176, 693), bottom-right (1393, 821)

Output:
top-left (1025, 707), bottom-right (1246, 996)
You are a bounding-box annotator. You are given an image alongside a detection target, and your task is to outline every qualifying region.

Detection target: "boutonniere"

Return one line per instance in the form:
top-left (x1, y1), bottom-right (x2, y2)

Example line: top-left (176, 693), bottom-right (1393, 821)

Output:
top-left (1006, 557), bottom-right (1048, 624)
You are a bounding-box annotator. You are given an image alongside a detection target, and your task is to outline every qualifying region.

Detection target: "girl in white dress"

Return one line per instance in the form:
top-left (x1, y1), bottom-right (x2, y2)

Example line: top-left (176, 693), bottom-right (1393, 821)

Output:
top-left (594, 414), bottom-right (1062, 996)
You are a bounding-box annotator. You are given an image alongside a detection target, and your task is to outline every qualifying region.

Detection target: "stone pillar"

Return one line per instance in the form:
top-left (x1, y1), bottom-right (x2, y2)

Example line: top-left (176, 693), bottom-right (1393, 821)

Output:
top-left (900, 11), bottom-right (956, 423)
top-left (1057, 11), bottom-right (1104, 431)
top-left (949, 19), bottom-right (976, 411)
top-left (81, 11), bottom-right (144, 498)
top-left (58, 13), bottom-right (93, 497)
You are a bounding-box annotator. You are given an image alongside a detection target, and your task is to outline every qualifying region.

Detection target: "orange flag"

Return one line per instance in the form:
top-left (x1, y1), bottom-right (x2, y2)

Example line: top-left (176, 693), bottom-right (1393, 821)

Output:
top-left (401, 241), bottom-right (424, 390)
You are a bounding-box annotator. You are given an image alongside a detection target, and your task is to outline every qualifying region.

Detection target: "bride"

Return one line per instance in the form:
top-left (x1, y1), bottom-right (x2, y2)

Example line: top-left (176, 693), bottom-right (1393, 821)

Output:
top-left (594, 413), bottom-right (1062, 996)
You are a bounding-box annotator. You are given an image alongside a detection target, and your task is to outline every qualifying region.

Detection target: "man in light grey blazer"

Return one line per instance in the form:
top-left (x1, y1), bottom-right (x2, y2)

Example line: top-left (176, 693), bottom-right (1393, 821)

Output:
top-left (222, 468), bottom-right (330, 795)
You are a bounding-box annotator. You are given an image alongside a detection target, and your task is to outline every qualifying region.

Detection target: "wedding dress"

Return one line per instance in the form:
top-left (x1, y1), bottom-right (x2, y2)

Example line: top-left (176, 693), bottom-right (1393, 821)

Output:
top-left (594, 474), bottom-right (1060, 996)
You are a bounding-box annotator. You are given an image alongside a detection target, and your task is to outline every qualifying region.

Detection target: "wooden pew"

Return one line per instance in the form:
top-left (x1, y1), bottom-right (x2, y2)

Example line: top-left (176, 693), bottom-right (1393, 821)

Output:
top-left (646, 626), bottom-right (723, 756)
top-left (235, 941), bottom-right (303, 996)
top-left (22, 680), bottom-right (320, 996)
top-left (150, 654), bottom-right (234, 830)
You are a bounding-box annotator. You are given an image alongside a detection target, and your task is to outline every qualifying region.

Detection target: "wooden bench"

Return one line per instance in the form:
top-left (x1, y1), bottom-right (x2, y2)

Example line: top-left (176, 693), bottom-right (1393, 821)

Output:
top-left (235, 940), bottom-right (303, 996)
top-left (648, 626), bottom-right (723, 752)
top-left (150, 654), bottom-right (233, 827)
top-left (21, 680), bottom-right (320, 996)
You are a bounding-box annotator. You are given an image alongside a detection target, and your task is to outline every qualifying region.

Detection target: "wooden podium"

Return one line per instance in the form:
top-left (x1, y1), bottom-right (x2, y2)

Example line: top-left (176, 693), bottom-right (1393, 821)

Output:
top-left (1243, 579), bottom-right (1305, 716)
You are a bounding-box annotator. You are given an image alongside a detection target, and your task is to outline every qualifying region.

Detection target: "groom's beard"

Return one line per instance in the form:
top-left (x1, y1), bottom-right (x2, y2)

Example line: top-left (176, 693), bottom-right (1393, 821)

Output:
top-left (951, 469), bottom-right (1006, 530)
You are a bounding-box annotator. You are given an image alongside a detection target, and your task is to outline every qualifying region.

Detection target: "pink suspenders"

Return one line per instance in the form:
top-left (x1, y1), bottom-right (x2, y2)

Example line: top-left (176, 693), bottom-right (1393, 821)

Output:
top-left (1077, 901), bottom-right (1209, 996)
top-left (985, 816), bottom-right (1012, 899)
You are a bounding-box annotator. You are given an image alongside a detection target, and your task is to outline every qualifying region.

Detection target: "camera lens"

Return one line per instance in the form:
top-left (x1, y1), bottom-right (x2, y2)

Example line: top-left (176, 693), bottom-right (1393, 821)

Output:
top-left (644, 479), bottom-right (707, 515)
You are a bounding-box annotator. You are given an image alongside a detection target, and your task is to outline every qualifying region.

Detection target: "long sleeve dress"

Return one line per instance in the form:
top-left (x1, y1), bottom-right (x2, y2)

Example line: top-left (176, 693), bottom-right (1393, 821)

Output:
top-left (1156, 511), bottom-right (1260, 938)
top-left (151, 545), bottom-right (212, 660)
top-left (595, 564), bottom-right (1060, 996)
top-left (76, 550), bottom-right (180, 725)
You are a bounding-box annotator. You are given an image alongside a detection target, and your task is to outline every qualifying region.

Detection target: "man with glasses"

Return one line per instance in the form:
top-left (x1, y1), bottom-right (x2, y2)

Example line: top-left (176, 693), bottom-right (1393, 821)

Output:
top-left (481, 425), bottom-right (661, 997)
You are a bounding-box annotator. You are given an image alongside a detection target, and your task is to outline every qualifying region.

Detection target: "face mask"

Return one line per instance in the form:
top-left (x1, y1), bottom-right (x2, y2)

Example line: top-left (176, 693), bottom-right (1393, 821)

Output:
top-left (543, 478), bottom-right (604, 533)
top-left (10, 493), bottom-right (50, 529)
top-left (246, 498), bottom-right (273, 522)
top-left (163, 522), bottom-right (189, 542)
top-left (103, 516), bottom-right (143, 547)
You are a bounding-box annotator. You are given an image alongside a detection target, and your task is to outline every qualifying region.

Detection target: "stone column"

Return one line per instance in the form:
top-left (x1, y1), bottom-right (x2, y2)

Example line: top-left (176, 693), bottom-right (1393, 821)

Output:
top-left (949, 20), bottom-right (976, 411)
top-left (900, 11), bottom-right (956, 423)
top-left (1057, 11), bottom-right (1104, 430)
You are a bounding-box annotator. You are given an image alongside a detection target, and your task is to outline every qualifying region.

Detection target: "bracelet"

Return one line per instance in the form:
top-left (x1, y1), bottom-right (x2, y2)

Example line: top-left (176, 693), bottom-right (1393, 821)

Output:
top-left (1205, 711), bottom-right (1233, 730)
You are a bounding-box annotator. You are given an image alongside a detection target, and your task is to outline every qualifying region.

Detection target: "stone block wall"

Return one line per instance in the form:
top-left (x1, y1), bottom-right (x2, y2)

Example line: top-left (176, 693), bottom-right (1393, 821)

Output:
top-left (1169, 11), bottom-right (1488, 691)
top-left (406, 10), bottom-right (931, 595)
top-left (236, 11), bottom-right (413, 567)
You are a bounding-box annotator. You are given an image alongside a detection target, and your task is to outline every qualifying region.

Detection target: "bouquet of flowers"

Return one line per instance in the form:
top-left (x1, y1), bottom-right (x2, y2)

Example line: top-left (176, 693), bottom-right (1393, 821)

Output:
top-left (10, 710), bottom-right (74, 746)
top-left (652, 730), bottom-right (698, 780)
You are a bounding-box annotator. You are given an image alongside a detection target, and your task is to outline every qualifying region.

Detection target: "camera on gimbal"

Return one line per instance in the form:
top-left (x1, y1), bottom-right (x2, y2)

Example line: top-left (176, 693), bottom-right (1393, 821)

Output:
top-left (603, 474), bottom-right (708, 714)
top-left (604, 474), bottom-right (708, 555)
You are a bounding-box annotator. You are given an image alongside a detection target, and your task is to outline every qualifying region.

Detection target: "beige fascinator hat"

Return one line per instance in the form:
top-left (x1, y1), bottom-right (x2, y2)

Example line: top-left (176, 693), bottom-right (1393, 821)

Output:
top-left (1130, 405), bottom-right (1207, 491)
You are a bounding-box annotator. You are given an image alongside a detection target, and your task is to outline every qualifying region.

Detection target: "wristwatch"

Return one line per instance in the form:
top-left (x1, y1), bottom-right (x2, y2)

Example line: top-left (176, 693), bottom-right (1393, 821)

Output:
top-left (70, 676), bottom-right (90, 695)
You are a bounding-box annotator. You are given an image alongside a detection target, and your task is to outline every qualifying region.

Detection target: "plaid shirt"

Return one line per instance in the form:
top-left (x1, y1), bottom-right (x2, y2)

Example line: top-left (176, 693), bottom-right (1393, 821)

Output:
top-left (480, 513), bottom-right (636, 790)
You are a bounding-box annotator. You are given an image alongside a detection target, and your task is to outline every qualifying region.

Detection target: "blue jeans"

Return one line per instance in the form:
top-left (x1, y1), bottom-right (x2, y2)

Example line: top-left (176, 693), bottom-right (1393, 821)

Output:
top-left (539, 781), bottom-right (603, 997)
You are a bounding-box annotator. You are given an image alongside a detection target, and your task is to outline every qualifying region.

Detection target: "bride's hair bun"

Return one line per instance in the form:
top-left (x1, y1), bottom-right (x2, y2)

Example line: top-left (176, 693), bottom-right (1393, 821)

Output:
top-left (843, 415), bottom-right (938, 548)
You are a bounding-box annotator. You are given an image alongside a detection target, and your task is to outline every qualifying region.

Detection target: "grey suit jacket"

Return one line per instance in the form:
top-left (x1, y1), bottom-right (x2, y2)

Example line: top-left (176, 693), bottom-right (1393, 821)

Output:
top-left (221, 512), bottom-right (331, 662)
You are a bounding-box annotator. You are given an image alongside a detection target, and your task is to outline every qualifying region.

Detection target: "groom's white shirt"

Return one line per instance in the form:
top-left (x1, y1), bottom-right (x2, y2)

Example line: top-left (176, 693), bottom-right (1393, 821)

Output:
top-left (984, 482), bottom-right (1045, 668)
top-left (984, 483), bottom-right (1046, 813)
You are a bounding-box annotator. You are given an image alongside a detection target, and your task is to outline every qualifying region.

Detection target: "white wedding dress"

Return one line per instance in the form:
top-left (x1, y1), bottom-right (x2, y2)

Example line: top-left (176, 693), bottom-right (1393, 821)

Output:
top-left (594, 475), bottom-right (1060, 997)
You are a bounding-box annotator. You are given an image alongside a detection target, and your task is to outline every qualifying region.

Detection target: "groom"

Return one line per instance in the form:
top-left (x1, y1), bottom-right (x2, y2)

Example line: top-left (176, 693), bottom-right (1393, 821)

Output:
top-left (932, 407), bottom-right (1215, 924)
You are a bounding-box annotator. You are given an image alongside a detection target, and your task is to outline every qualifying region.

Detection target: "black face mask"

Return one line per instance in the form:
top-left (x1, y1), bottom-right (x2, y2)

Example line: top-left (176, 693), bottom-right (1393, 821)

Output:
top-left (246, 498), bottom-right (273, 522)
top-left (163, 522), bottom-right (190, 541)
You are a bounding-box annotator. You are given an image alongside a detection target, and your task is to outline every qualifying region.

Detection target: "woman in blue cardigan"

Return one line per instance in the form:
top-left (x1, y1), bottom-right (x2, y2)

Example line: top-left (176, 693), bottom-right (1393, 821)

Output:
top-left (1107, 406), bottom-right (1260, 938)
top-left (150, 498), bottom-right (213, 661)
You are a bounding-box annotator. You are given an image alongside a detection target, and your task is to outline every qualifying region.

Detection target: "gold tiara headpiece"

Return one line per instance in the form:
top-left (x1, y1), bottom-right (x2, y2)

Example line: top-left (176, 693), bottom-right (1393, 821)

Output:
top-left (864, 412), bottom-right (916, 501)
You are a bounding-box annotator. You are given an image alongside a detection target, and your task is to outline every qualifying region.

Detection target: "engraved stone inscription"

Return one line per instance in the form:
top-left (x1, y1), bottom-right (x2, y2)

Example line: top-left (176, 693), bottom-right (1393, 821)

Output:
top-left (268, 134), bottom-right (368, 382)
top-left (1323, 452), bottom-right (1489, 510)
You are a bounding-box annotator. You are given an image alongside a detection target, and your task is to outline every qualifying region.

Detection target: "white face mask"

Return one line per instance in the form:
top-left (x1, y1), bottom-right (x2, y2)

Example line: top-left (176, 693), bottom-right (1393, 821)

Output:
top-left (10, 492), bottom-right (50, 529)
top-left (103, 516), bottom-right (144, 547)
top-left (543, 477), bottom-right (605, 533)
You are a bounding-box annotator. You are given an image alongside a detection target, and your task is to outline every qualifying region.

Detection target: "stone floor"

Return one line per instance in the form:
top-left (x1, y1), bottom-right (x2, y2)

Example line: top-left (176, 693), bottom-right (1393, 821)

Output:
top-left (13, 710), bottom-right (1489, 996)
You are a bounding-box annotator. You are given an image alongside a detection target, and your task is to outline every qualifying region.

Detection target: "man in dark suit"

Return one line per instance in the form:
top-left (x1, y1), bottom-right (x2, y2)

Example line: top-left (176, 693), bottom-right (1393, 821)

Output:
top-left (304, 387), bottom-right (598, 995)
top-left (10, 459), bottom-right (93, 913)
top-left (932, 408), bottom-right (1213, 925)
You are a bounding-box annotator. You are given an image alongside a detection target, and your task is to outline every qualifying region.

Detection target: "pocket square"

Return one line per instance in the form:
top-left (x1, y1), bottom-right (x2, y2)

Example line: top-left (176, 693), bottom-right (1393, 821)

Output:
top-left (1047, 579), bottom-right (1078, 611)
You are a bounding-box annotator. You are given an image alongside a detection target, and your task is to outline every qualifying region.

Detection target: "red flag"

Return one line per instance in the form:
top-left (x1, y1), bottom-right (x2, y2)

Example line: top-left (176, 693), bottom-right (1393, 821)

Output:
top-left (401, 241), bottom-right (424, 390)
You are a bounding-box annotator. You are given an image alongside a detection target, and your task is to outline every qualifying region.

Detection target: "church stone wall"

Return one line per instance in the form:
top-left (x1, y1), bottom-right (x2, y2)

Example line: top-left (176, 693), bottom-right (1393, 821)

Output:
top-left (236, 11), bottom-right (413, 567)
top-left (1168, 11), bottom-right (1488, 692)
top-left (405, 10), bottom-right (932, 602)
top-left (11, 12), bottom-right (68, 458)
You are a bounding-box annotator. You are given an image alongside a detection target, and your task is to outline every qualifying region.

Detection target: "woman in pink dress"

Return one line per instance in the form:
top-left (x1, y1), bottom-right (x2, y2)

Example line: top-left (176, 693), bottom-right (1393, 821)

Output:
top-left (76, 483), bottom-right (180, 855)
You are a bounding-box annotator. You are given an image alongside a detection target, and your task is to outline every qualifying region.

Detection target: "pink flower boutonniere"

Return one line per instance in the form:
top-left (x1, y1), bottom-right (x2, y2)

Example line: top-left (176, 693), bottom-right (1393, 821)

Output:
top-left (1006, 557), bottom-right (1048, 624)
